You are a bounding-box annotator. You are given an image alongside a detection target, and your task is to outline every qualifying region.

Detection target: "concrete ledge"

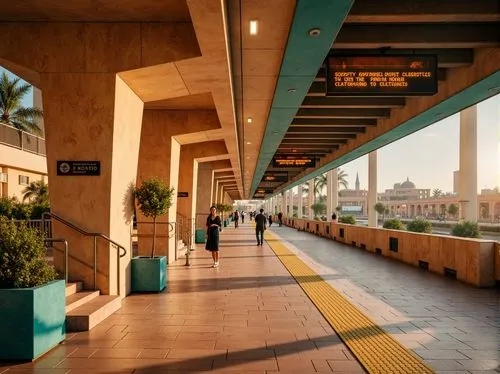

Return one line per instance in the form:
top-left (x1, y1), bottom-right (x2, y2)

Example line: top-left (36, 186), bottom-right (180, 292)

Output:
top-left (282, 217), bottom-right (497, 287)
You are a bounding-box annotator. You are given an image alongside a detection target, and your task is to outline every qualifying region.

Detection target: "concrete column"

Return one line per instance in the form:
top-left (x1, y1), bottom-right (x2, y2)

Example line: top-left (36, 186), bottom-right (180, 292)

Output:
top-left (42, 74), bottom-right (143, 296)
top-left (308, 179), bottom-right (314, 219)
top-left (137, 110), bottom-right (222, 263)
top-left (197, 165), bottom-right (214, 217)
top-left (368, 151), bottom-right (378, 227)
top-left (459, 106), bottom-right (478, 221)
top-left (177, 141), bottom-right (227, 247)
top-left (298, 184), bottom-right (303, 218)
top-left (331, 169), bottom-right (339, 217)
top-left (326, 171), bottom-right (333, 220)
top-left (286, 190), bottom-right (290, 216)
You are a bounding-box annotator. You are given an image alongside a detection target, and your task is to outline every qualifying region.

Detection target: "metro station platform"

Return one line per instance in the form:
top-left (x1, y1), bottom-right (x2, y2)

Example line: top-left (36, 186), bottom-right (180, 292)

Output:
top-left (1, 222), bottom-right (498, 374)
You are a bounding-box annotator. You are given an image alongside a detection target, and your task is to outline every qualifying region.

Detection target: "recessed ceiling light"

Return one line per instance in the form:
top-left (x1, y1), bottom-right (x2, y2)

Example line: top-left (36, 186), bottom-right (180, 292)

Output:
top-left (308, 28), bottom-right (321, 37)
top-left (249, 20), bottom-right (258, 35)
top-left (488, 86), bottom-right (500, 92)
top-left (287, 88), bottom-right (296, 93)
top-left (247, 117), bottom-right (253, 124)
top-left (246, 141), bottom-right (251, 145)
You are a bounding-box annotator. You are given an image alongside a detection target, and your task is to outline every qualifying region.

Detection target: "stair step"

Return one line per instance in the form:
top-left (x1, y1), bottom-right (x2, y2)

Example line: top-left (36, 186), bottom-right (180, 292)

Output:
top-left (66, 295), bottom-right (122, 332)
top-left (65, 281), bottom-right (83, 297)
top-left (66, 290), bottom-right (100, 313)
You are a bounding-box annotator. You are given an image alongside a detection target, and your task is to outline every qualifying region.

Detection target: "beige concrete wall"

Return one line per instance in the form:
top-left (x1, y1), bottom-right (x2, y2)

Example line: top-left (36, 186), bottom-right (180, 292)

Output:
top-left (0, 166), bottom-right (46, 200)
top-left (0, 143), bottom-right (47, 174)
top-left (285, 219), bottom-right (497, 287)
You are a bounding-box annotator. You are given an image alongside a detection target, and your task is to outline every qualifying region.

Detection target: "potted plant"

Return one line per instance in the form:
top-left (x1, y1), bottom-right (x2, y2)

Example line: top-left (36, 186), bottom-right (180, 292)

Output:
top-left (0, 217), bottom-right (65, 360)
top-left (133, 177), bottom-right (174, 292)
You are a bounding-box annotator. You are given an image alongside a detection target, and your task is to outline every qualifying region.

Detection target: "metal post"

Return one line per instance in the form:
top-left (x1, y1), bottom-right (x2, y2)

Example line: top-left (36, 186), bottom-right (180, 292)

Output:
top-left (64, 240), bottom-right (68, 284)
top-left (93, 236), bottom-right (97, 290)
top-left (117, 248), bottom-right (121, 297)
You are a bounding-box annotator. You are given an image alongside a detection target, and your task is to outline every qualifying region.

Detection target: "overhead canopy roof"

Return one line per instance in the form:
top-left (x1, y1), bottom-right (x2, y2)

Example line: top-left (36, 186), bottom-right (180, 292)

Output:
top-left (241, 0), bottom-right (500, 199)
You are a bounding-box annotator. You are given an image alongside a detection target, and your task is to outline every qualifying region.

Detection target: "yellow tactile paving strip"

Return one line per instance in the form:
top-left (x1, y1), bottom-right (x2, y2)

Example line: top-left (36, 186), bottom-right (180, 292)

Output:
top-left (264, 231), bottom-right (435, 374)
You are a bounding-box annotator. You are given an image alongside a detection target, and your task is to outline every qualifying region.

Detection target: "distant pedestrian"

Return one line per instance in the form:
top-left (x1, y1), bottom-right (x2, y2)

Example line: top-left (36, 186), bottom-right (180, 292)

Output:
top-left (234, 210), bottom-right (239, 228)
top-left (241, 212), bottom-right (245, 224)
top-left (268, 214), bottom-right (273, 227)
top-left (255, 209), bottom-right (267, 246)
top-left (332, 212), bottom-right (337, 223)
top-left (277, 212), bottom-right (283, 227)
top-left (206, 206), bottom-right (222, 267)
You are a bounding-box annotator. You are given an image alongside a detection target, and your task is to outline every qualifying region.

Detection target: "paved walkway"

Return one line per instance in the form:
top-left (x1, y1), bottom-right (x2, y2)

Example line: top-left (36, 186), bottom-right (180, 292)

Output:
top-left (268, 224), bottom-right (499, 374)
top-left (1, 221), bottom-right (498, 373)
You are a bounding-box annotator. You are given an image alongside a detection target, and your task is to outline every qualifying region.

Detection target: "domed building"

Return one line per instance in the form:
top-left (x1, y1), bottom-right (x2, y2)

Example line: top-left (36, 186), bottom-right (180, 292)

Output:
top-left (379, 177), bottom-right (430, 202)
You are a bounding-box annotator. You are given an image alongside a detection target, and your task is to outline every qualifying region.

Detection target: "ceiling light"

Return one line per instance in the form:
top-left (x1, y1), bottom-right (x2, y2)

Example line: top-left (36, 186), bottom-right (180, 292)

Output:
top-left (308, 28), bottom-right (321, 37)
top-left (246, 141), bottom-right (251, 145)
top-left (249, 20), bottom-right (258, 35)
top-left (247, 117), bottom-right (253, 124)
top-left (488, 86), bottom-right (500, 93)
top-left (287, 88), bottom-right (296, 93)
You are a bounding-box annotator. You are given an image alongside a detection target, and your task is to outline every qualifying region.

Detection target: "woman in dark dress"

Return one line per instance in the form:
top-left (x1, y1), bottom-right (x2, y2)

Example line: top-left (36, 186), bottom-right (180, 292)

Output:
top-left (206, 206), bottom-right (222, 267)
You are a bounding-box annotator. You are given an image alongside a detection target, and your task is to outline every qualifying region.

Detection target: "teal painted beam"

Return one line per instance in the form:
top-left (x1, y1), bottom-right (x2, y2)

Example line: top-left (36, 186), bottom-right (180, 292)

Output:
top-left (250, 0), bottom-right (354, 196)
top-left (270, 71), bottom-right (500, 197)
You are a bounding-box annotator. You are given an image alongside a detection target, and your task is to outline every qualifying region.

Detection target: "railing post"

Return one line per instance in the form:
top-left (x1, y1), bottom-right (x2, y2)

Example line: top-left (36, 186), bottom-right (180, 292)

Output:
top-left (117, 248), bottom-right (121, 297)
top-left (93, 236), bottom-right (97, 291)
top-left (64, 240), bottom-right (68, 283)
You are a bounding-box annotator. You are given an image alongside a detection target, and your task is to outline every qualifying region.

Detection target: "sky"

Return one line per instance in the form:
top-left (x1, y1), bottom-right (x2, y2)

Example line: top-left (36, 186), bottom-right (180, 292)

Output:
top-left (2, 66), bottom-right (499, 194)
top-left (339, 93), bottom-right (499, 194)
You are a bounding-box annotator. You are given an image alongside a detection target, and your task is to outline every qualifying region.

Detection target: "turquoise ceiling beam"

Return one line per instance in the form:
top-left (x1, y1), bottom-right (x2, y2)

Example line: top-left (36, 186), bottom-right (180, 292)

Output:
top-left (250, 0), bottom-right (354, 196)
top-left (270, 71), bottom-right (500, 197)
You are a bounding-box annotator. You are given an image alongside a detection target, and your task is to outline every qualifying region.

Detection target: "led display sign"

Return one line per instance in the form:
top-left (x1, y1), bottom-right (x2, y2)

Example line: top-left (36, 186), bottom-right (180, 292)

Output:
top-left (263, 174), bottom-right (288, 183)
top-left (273, 156), bottom-right (315, 168)
top-left (327, 55), bottom-right (437, 96)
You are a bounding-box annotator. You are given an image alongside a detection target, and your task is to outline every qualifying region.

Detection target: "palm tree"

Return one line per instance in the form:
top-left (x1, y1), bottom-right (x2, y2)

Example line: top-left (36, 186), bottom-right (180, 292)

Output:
top-left (337, 169), bottom-right (348, 190)
top-left (22, 180), bottom-right (48, 204)
top-left (0, 72), bottom-right (43, 135)
top-left (432, 188), bottom-right (442, 198)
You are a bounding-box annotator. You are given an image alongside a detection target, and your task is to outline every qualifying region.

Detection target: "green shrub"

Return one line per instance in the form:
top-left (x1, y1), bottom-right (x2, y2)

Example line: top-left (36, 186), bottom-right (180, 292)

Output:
top-left (338, 215), bottom-right (356, 225)
top-left (0, 197), bottom-right (15, 217)
top-left (383, 219), bottom-right (405, 230)
top-left (451, 221), bottom-right (480, 238)
top-left (407, 218), bottom-right (432, 233)
top-left (0, 217), bottom-right (57, 288)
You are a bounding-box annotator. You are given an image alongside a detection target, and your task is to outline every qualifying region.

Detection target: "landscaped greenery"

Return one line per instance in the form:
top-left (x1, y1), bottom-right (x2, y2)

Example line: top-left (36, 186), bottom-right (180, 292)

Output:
top-left (407, 218), bottom-right (433, 233)
top-left (338, 215), bottom-right (356, 225)
top-left (134, 177), bottom-right (175, 257)
top-left (383, 218), bottom-right (405, 230)
top-left (0, 196), bottom-right (49, 220)
top-left (0, 217), bottom-right (57, 288)
top-left (451, 220), bottom-right (480, 238)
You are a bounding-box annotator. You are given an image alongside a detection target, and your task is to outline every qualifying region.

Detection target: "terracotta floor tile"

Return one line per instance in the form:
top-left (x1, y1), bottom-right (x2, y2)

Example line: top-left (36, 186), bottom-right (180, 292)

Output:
top-left (67, 348), bottom-right (97, 358)
top-left (136, 349), bottom-right (169, 359)
top-left (90, 348), bottom-right (142, 359)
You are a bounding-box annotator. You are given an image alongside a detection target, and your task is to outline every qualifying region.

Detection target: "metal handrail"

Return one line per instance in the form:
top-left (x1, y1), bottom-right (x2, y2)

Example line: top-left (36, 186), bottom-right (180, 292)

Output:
top-left (42, 212), bottom-right (127, 296)
top-left (44, 238), bottom-right (68, 283)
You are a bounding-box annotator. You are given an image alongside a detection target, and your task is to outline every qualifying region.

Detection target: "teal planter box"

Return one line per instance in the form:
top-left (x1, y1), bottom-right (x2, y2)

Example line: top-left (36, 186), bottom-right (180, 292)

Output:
top-left (0, 279), bottom-right (66, 361)
top-left (195, 229), bottom-right (206, 244)
top-left (131, 256), bottom-right (166, 292)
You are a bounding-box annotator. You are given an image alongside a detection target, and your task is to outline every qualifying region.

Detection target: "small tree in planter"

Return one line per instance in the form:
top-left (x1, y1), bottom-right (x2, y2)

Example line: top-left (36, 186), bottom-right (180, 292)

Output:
top-left (134, 177), bottom-right (175, 258)
top-left (132, 177), bottom-right (175, 292)
top-left (0, 217), bottom-right (65, 360)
